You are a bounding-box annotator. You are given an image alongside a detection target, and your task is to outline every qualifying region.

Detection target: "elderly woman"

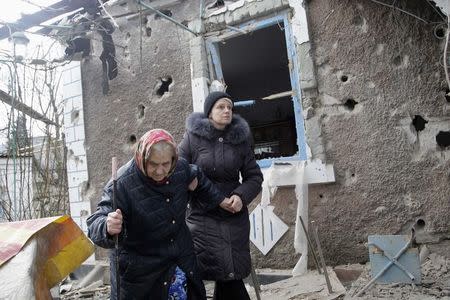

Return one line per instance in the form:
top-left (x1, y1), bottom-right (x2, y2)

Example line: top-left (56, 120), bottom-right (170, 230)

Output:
top-left (87, 129), bottom-right (231, 300)
top-left (179, 92), bottom-right (264, 300)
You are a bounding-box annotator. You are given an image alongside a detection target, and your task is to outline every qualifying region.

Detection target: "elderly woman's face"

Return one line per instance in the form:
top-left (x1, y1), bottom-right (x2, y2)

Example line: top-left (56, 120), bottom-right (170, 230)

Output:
top-left (209, 98), bottom-right (233, 129)
top-left (145, 149), bottom-right (173, 182)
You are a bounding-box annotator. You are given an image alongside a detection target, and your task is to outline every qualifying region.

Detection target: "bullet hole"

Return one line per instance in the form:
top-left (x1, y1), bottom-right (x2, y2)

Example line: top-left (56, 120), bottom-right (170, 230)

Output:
top-left (146, 27), bottom-right (152, 37)
top-left (341, 75), bottom-right (348, 82)
top-left (156, 76), bottom-right (172, 96)
top-left (128, 135), bottom-right (137, 145)
top-left (71, 109), bottom-right (80, 123)
top-left (154, 10), bottom-right (172, 20)
top-left (416, 218), bottom-right (425, 229)
top-left (435, 28), bottom-right (445, 39)
top-left (436, 131), bottom-right (450, 147)
top-left (138, 104), bottom-right (145, 119)
top-left (445, 89), bottom-right (450, 102)
top-left (392, 55), bottom-right (402, 66)
top-left (412, 115), bottom-right (428, 132)
top-left (125, 32), bottom-right (131, 39)
top-left (351, 173), bottom-right (355, 177)
top-left (344, 98), bottom-right (358, 111)
top-left (434, 24), bottom-right (446, 39)
top-left (319, 194), bottom-right (323, 199)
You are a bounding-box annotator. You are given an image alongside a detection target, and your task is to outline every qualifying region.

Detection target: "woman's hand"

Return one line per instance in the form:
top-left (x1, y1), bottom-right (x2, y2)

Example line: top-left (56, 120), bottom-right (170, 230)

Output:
top-left (219, 197), bottom-right (235, 213)
top-left (107, 209), bottom-right (123, 235)
top-left (230, 195), bottom-right (243, 213)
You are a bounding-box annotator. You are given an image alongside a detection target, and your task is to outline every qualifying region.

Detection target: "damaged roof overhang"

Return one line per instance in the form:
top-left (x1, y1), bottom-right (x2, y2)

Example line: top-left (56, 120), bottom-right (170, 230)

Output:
top-left (0, 0), bottom-right (102, 40)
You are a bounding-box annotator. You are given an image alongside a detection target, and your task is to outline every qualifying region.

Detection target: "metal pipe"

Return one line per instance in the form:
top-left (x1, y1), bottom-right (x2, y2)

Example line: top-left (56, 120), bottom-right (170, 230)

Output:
top-left (311, 221), bottom-right (333, 294)
top-left (250, 264), bottom-right (261, 300)
top-left (234, 100), bottom-right (255, 107)
top-left (298, 216), bottom-right (322, 274)
top-left (262, 90), bottom-right (293, 100)
top-left (136, 0), bottom-right (197, 36)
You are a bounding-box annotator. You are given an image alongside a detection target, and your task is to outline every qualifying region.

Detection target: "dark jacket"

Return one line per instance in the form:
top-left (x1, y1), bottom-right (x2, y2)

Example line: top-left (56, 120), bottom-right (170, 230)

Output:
top-left (178, 113), bottom-right (263, 281)
top-left (86, 158), bottom-right (224, 300)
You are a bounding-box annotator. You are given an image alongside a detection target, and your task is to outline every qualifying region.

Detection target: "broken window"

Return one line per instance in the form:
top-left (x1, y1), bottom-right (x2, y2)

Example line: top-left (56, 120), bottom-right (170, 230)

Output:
top-left (207, 15), bottom-right (307, 165)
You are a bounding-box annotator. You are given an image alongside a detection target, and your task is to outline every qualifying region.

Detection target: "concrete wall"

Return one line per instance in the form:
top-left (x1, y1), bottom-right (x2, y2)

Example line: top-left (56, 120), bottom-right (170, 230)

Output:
top-left (81, 1), bottom-right (199, 215)
top-left (305, 0), bottom-right (450, 265)
top-left (79, 0), bottom-right (450, 266)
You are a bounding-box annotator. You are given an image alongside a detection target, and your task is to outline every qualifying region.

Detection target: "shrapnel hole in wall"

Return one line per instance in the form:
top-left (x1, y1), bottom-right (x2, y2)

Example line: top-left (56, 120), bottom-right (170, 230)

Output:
top-left (416, 218), bottom-right (426, 229)
top-left (412, 115), bottom-right (428, 132)
top-left (434, 24), bottom-right (446, 39)
top-left (71, 109), bottom-right (80, 123)
top-left (128, 135), bottom-right (137, 145)
top-left (341, 75), bottom-right (348, 82)
top-left (156, 76), bottom-right (172, 96)
top-left (146, 27), bottom-right (152, 37)
top-left (436, 131), bottom-right (450, 147)
top-left (344, 98), bottom-right (358, 111)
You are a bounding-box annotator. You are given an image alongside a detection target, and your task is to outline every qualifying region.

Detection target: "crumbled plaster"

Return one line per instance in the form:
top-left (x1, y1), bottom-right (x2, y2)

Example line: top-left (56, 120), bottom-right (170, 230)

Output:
top-left (288, 0), bottom-right (309, 44)
top-left (203, 0), bottom-right (290, 31)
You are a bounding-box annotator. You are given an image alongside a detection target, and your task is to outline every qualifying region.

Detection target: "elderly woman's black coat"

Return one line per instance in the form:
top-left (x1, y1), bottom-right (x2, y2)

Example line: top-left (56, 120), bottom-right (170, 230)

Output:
top-left (86, 158), bottom-right (224, 300)
top-left (178, 113), bottom-right (263, 281)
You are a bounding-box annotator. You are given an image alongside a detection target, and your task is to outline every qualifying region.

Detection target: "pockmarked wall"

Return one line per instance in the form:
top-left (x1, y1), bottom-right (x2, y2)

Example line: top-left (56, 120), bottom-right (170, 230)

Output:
top-left (80, 0), bottom-right (450, 266)
top-left (82, 1), bottom-right (198, 221)
top-left (305, 0), bottom-right (450, 265)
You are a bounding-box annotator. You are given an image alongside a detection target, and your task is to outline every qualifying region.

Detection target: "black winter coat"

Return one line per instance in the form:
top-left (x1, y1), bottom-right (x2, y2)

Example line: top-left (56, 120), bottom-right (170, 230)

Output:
top-left (86, 158), bottom-right (224, 300)
top-left (178, 113), bottom-right (263, 281)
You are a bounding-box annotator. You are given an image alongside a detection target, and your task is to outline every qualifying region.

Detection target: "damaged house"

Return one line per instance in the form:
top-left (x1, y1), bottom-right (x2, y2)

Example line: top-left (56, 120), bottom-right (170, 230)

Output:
top-left (54, 0), bottom-right (450, 275)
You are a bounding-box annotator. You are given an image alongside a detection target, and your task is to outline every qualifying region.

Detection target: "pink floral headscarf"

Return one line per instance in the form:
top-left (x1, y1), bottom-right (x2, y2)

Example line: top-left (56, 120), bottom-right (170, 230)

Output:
top-left (134, 129), bottom-right (178, 177)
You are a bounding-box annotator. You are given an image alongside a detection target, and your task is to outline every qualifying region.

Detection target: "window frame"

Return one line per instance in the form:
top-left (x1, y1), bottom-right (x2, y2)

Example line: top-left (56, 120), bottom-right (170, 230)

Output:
top-left (205, 13), bottom-right (307, 168)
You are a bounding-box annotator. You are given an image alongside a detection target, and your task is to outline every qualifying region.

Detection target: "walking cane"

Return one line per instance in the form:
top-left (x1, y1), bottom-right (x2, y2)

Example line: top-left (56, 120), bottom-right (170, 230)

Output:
top-left (112, 157), bottom-right (120, 300)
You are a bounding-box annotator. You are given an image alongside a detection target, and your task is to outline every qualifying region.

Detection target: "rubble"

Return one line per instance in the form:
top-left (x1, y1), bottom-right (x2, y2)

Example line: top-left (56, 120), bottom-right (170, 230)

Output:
top-left (56, 250), bottom-right (450, 299)
top-left (345, 252), bottom-right (450, 299)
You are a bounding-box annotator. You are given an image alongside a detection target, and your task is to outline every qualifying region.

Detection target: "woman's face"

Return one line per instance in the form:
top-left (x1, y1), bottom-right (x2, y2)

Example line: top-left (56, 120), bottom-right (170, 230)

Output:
top-left (145, 149), bottom-right (173, 182)
top-left (209, 98), bottom-right (233, 129)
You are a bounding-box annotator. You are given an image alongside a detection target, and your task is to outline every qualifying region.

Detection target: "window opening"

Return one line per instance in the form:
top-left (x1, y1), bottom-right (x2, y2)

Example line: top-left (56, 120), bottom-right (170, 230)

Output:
top-left (217, 24), bottom-right (298, 160)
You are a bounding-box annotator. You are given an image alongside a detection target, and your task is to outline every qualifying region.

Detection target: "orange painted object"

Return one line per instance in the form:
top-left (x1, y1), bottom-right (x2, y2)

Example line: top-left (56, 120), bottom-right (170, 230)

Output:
top-left (0, 215), bottom-right (95, 299)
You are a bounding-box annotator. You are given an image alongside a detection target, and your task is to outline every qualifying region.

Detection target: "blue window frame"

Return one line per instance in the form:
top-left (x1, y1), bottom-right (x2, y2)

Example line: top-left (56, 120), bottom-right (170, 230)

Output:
top-left (206, 13), bottom-right (307, 168)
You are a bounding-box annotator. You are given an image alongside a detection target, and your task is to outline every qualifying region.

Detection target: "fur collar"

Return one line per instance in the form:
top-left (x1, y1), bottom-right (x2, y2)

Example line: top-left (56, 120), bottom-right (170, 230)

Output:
top-left (186, 112), bottom-right (250, 145)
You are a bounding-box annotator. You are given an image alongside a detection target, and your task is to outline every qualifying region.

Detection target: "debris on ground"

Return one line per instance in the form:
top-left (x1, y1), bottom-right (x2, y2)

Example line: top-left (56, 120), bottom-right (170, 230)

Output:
top-left (255, 267), bottom-right (345, 299)
top-left (345, 252), bottom-right (450, 299)
top-left (56, 250), bottom-right (450, 300)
